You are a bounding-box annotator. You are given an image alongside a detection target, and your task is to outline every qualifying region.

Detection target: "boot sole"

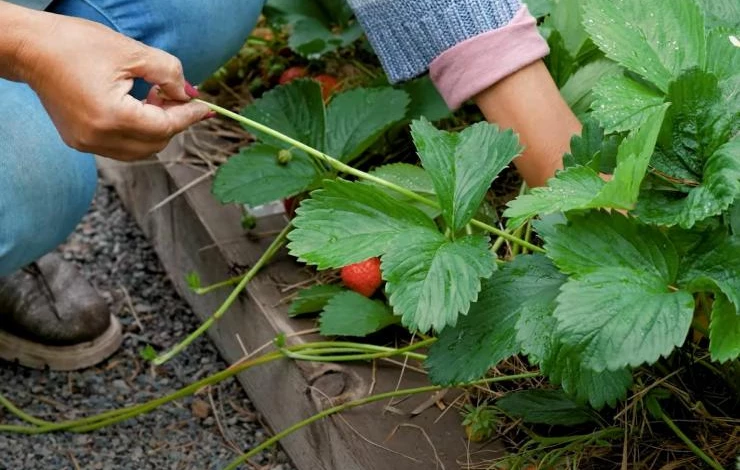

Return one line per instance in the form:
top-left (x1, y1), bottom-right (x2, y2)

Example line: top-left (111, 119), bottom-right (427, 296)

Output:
top-left (0, 314), bottom-right (123, 371)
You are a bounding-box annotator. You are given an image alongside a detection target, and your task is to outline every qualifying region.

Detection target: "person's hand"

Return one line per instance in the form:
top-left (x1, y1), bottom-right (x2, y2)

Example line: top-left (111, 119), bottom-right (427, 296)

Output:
top-left (14, 11), bottom-right (211, 161)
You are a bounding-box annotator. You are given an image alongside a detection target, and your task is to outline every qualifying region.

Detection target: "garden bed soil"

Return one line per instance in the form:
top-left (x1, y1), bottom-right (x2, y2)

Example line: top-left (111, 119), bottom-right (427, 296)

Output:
top-left (97, 131), bottom-right (506, 470)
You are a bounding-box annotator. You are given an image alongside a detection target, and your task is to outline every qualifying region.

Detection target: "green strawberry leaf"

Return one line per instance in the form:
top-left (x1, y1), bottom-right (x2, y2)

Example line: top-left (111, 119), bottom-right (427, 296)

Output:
top-left (497, 390), bottom-right (597, 426)
top-left (678, 234), bottom-right (740, 310)
top-left (504, 106), bottom-right (666, 228)
top-left (551, 0), bottom-right (589, 56)
top-left (241, 80), bottom-right (326, 151)
top-left (289, 284), bottom-right (344, 317)
top-left (411, 118), bottom-right (521, 232)
top-left (512, 255), bottom-right (568, 364)
top-left (366, 163), bottom-right (440, 218)
top-left (505, 166), bottom-right (605, 229)
top-left (541, 340), bottom-right (633, 408)
top-left (319, 291), bottom-right (399, 337)
top-left (562, 119), bottom-right (620, 172)
top-left (591, 74), bottom-right (665, 133)
top-left (656, 69), bottom-right (735, 179)
top-left (636, 138), bottom-right (740, 228)
top-left (212, 144), bottom-right (319, 206)
top-left (382, 230), bottom-right (495, 333)
top-left (560, 59), bottom-right (621, 119)
top-left (544, 212), bottom-right (695, 371)
top-left (288, 179), bottom-right (436, 269)
top-left (730, 199), bottom-right (740, 235)
top-left (401, 76), bottom-right (452, 122)
top-left (289, 18), bottom-right (362, 57)
top-left (696, 0), bottom-right (740, 29)
top-left (426, 255), bottom-right (559, 385)
top-left (524, 0), bottom-right (553, 18)
top-left (265, 0), bottom-right (361, 57)
top-left (264, 0), bottom-right (344, 25)
top-left (368, 163), bottom-right (435, 196)
top-left (583, 0), bottom-right (706, 93)
top-left (708, 294), bottom-right (740, 362)
top-left (706, 28), bottom-right (740, 82)
top-left (546, 30), bottom-right (576, 87)
top-left (590, 105), bottom-right (668, 206)
top-left (325, 87), bottom-right (409, 163)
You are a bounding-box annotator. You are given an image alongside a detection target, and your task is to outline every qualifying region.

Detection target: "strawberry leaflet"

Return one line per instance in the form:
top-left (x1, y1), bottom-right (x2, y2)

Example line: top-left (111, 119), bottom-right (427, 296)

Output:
top-left (543, 212), bottom-right (695, 371)
top-left (426, 255), bottom-right (564, 385)
top-left (707, 295), bottom-right (740, 363)
top-left (504, 107), bottom-right (666, 228)
top-left (583, 0), bottom-right (705, 93)
top-left (287, 180), bottom-right (436, 269)
top-left (382, 230), bottom-right (494, 333)
top-left (319, 291), bottom-right (399, 337)
top-left (411, 119), bottom-right (521, 233)
top-left (213, 80), bottom-right (409, 207)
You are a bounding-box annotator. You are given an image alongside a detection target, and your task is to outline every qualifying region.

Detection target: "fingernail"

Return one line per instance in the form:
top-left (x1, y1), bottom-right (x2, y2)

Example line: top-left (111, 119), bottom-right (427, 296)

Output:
top-left (201, 111), bottom-right (217, 121)
top-left (184, 81), bottom-right (199, 98)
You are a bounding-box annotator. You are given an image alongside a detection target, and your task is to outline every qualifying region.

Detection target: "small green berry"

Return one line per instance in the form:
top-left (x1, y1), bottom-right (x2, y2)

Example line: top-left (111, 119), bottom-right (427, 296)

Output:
top-left (277, 149), bottom-right (293, 165)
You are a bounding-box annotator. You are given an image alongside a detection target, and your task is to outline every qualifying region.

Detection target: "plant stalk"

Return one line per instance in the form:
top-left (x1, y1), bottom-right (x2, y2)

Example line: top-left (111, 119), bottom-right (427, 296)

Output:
top-left (223, 372), bottom-right (540, 470)
top-left (0, 339), bottom-right (436, 434)
top-left (153, 223), bottom-right (291, 365)
top-left (649, 398), bottom-right (725, 470)
top-left (195, 100), bottom-right (544, 254)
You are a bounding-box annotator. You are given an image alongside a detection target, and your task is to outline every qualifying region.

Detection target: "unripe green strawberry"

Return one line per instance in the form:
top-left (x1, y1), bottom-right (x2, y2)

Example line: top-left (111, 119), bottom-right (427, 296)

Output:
top-left (340, 257), bottom-right (382, 297)
top-left (277, 149), bottom-right (293, 165)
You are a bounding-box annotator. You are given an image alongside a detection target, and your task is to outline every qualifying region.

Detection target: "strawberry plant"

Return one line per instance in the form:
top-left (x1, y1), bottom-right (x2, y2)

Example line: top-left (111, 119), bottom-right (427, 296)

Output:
top-left (215, 0), bottom-right (738, 433)
top-left (211, 79), bottom-right (409, 208)
top-left (264, 0), bottom-right (363, 58)
top-left (54, 0), bottom-right (733, 467)
top-left (429, 0), bottom-right (739, 406)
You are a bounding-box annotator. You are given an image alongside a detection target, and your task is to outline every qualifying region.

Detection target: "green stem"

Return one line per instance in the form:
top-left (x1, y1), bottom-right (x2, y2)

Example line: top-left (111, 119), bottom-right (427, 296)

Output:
top-left (522, 221), bottom-right (533, 255)
top-left (0, 339), bottom-right (437, 434)
top-left (531, 427), bottom-right (622, 446)
top-left (510, 223), bottom-right (525, 257)
top-left (0, 394), bottom-right (53, 427)
top-left (196, 100), bottom-right (544, 254)
top-left (282, 337), bottom-right (434, 362)
top-left (0, 351), bottom-right (284, 434)
top-left (153, 224), bottom-right (291, 365)
top-left (289, 339), bottom-right (434, 355)
top-left (194, 274), bottom-right (246, 295)
top-left (223, 372), bottom-right (540, 470)
top-left (650, 399), bottom-right (725, 470)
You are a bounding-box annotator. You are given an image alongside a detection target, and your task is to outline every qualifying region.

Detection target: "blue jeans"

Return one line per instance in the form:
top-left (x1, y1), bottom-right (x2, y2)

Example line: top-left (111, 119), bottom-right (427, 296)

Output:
top-left (0, 0), bottom-right (264, 276)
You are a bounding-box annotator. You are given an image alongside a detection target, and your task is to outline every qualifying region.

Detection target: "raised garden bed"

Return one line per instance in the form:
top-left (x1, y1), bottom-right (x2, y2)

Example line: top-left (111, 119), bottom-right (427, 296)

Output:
top-left (97, 133), bottom-right (504, 470)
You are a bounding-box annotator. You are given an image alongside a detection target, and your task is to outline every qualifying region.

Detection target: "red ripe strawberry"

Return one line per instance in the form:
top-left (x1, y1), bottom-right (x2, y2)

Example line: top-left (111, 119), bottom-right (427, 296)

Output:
top-left (313, 74), bottom-right (339, 101)
top-left (279, 66), bottom-right (308, 85)
top-left (282, 196), bottom-right (299, 219)
top-left (341, 257), bottom-right (382, 297)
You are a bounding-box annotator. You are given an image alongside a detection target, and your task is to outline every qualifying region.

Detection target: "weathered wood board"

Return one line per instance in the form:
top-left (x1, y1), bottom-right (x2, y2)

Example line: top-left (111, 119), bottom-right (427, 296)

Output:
top-left (97, 134), bottom-right (504, 470)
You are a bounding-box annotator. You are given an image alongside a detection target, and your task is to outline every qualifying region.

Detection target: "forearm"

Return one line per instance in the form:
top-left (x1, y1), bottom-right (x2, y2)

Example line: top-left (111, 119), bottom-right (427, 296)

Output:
top-left (475, 61), bottom-right (581, 187)
top-left (350, 0), bottom-right (579, 187)
top-left (0, 1), bottom-right (43, 82)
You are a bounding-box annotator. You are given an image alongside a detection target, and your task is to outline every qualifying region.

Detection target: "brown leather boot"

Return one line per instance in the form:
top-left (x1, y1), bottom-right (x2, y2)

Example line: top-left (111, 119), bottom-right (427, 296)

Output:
top-left (0, 253), bottom-right (122, 370)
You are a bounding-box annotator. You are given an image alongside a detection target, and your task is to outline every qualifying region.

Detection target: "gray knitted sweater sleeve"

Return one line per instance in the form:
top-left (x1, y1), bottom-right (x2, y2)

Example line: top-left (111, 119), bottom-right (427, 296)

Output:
top-left (347, 0), bottom-right (522, 83)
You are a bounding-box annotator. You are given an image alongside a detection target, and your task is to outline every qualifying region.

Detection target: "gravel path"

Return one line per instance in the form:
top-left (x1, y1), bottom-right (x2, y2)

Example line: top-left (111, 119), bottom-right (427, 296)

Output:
top-left (0, 180), bottom-right (296, 470)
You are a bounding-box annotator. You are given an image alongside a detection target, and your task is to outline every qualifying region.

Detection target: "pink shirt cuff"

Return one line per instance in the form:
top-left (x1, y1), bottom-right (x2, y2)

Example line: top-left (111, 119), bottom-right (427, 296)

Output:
top-left (429, 6), bottom-right (549, 110)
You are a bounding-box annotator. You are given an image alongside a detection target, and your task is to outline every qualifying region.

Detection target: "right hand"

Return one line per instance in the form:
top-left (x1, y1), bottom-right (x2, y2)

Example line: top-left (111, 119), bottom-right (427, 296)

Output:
top-left (14, 11), bottom-right (211, 161)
